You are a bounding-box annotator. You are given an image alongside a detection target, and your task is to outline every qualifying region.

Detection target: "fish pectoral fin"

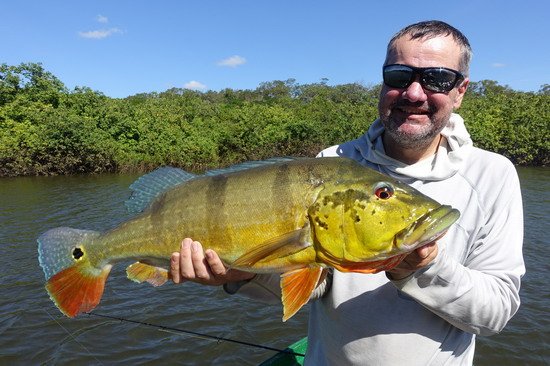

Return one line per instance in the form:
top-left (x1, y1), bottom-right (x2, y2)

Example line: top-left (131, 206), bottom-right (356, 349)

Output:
top-left (280, 267), bottom-right (323, 322)
top-left (126, 262), bottom-right (169, 287)
top-left (232, 228), bottom-right (312, 268)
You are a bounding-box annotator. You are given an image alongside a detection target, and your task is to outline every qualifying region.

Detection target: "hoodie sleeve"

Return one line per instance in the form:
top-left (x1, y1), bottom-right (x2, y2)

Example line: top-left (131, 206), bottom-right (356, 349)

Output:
top-left (390, 159), bottom-right (525, 336)
top-left (223, 274), bottom-right (282, 303)
top-left (223, 269), bottom-right (333, 303)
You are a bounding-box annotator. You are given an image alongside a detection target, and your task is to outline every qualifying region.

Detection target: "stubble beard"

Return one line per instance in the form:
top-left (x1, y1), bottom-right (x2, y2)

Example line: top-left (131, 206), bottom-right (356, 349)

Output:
top-left (380, 110), bottom-right (449, 150)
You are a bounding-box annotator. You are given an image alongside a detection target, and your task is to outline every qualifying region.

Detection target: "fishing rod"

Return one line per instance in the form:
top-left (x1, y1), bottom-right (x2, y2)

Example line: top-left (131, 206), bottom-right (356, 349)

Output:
top-left (85, 312), bottom-right (306, 357)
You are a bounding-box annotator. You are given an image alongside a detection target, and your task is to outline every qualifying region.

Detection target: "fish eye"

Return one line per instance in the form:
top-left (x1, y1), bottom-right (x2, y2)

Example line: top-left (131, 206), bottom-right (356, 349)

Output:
top-left (374, 183), bottom-right (394, 200)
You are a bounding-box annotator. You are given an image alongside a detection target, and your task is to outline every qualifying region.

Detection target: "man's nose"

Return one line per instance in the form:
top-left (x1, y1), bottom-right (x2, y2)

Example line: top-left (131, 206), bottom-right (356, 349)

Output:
top-left (403, 80), bottom-right (428, 102)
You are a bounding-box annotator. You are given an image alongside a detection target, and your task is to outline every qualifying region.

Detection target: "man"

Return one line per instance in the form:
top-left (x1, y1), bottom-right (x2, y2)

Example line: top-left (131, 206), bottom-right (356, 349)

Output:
top-left (169, 20), bottom-right (525, 365)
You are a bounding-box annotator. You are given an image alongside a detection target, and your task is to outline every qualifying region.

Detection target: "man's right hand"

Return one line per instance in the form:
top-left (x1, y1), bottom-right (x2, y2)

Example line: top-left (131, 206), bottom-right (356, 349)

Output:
top-left (170, 238), bottom-right (255, 286)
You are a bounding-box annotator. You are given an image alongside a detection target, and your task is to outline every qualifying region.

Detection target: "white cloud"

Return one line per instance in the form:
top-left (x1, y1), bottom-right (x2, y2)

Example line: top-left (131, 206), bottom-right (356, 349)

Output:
top-left (217, 55), bottom-right (247, 68)
top-left (96, 15), bottom-right (109, 23)
top-left (78, 28), bottom-right (122, 39)
top-left (184, 81), bottom-right (207, 91)
top-left (492, 63), bottom-right (506, 68)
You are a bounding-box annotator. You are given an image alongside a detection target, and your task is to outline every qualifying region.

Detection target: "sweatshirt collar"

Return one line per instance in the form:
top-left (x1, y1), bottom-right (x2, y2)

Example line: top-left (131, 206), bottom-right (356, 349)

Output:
top-left (354, 113), bottom-right (473, 181)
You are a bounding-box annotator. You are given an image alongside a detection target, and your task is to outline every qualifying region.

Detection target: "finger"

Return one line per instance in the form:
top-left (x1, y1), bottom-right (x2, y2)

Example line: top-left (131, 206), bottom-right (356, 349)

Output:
top-left (205, 249), bottom-right (227, 277)
top-left (179, 238), bottom-right (195, 279)
top-left (394, 251), bottom-right (423, 271)
top-left (420, 243), bottom-right (438, 265)
top-left (406, 243), bottom-right (438, 269)
top-left (400, 257), bottom-right (415, 270)
top-left (170, 252), bottom-right (182, 284)
top-left (416, 242), bottom-right (436, 259)
top-left (190, 241), bottom-right (212, 280)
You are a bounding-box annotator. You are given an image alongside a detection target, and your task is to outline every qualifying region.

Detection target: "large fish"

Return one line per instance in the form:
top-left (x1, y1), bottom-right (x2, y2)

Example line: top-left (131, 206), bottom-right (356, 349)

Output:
top-left (38, 157), bottom-right (459, 321)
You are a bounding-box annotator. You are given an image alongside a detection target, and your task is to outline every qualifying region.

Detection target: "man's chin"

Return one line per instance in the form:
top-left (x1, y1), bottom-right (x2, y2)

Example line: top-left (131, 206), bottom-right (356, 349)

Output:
top-left (383, 127), bottom-right (436, 149)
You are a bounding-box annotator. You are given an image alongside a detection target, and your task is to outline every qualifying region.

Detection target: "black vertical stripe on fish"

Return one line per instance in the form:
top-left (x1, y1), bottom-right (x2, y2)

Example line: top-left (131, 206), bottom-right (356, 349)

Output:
top-left (206, 174), bottom-right (229, 243)
top-left (272, 163), bottom-right (292, 232)
top-left (149, 192), bottom-right (168, 231)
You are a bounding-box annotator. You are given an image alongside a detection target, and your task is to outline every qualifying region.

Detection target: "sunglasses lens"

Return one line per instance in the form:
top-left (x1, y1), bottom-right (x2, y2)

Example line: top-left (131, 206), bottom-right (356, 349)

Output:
top-left (383, 65), bottom-right (414, 88)
top-left (422, 69), bottom-right (459, 92)
top-left (383, 64), bottom-right (463, 92)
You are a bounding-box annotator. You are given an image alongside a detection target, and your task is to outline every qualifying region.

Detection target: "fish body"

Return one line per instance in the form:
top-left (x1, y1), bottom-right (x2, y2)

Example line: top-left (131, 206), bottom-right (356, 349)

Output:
top-left (38, 157), bottom-right (459, 320)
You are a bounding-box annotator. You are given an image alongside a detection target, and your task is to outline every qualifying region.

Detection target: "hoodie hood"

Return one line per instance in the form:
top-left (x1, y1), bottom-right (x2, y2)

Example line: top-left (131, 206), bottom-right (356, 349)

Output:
top-left (318, 113), bottom-right (473, 184)
top-left (353, 113), bottom-right (473, 182)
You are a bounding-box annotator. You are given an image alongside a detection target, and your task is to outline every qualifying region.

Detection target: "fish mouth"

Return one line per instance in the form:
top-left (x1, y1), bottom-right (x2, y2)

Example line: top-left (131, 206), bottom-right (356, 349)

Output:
top-left (395, 205), bottom-right (460, 251)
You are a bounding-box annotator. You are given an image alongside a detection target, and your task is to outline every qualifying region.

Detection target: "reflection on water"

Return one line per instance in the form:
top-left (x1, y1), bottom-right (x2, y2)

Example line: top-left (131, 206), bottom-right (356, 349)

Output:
top-left (0, 167), bottom-right (548, 365)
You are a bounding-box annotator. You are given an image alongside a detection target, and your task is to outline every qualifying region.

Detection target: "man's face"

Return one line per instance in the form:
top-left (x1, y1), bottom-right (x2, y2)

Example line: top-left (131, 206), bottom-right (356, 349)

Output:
top-left (378, 35), bottom-right (469, 150)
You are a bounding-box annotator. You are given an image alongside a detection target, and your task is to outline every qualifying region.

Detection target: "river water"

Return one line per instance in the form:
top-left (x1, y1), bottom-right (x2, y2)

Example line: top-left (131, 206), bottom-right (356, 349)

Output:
top-left (0, 167), bottom-right (548, 365)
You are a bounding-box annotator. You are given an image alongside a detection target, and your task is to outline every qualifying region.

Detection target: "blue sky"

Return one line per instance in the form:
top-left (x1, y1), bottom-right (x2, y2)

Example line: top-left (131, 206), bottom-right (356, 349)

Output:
top-left (2, 1), bottom-right (548, 98)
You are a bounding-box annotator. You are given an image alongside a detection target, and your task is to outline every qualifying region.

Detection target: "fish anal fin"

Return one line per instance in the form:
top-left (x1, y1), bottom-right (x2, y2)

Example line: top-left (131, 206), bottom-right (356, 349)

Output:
top-left (232, 227), bottom-right (312, 269)
top-left (126, 262), bottom-right (169, 287)
top-left (280, 267), bottom-right (323, 322)
top-left (45, 263), bottom-right (112, 318)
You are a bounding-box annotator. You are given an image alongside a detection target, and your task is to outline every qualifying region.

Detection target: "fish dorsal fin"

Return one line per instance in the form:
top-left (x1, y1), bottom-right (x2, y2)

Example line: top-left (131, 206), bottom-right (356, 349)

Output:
top-left (126, 159), bottom-right (298, 214)
top-left (280, 267), bottom-right (323, 321)
top-left (125, 167), bottom-right (196, 214)
top-left (204, 157), bottom-right (297, 176)
top-left (231, 227), bottom-right (312, 269)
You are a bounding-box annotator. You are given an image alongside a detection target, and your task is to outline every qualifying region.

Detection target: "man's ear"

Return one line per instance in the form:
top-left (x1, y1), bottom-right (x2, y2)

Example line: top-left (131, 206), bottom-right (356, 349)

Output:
top-left (453, 78), bottom-right (469, 109)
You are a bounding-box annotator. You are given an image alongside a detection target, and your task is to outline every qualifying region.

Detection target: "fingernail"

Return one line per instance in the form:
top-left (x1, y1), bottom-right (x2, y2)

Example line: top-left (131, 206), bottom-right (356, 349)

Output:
top-left (191, 241), bottom-right (200, 252)
top-left (182, 240), bottom-right (190, 250)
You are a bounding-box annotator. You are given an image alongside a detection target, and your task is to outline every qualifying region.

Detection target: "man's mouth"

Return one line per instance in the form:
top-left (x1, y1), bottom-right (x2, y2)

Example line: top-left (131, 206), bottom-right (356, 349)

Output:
top-left (397, 106), bottom-right (430, 115)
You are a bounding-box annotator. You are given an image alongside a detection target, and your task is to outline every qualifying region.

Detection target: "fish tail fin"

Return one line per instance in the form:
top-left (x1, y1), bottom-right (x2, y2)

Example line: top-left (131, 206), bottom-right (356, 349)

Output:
top-left (37, 227), bottom-right (110, 317)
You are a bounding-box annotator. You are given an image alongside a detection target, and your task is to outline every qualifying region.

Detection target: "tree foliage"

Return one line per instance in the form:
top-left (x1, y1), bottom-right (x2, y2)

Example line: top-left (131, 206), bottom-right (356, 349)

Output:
top-left (0, 63), bottom-right (548, 176)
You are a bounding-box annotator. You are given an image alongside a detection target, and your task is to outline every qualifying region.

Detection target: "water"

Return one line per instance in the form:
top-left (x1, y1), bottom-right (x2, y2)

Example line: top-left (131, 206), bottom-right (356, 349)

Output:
top-left (0, 167), bottom-right (548, 365)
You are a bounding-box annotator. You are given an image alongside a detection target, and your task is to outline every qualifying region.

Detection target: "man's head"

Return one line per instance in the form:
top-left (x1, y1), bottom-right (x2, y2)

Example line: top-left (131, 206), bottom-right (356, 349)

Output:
top-left (386, 20), bottom-right (472, 77)
top-left (378, 20), bottom-right (471, 155)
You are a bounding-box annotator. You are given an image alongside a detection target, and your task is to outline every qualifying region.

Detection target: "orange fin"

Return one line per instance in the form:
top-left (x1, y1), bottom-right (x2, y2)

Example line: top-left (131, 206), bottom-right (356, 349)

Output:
top-left (126, 262), bottom-right (169, 287)
top-left (232, 227), bottom-right (311, 268)
top-left (280, 267), bottom-right (323, 322)
top-left (45, 262), bottom-right (112, 318)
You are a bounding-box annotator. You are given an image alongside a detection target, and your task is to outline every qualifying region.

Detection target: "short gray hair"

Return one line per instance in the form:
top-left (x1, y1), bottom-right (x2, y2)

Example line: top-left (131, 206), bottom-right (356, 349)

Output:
top-left (386, 20), bottom-right (472, 77)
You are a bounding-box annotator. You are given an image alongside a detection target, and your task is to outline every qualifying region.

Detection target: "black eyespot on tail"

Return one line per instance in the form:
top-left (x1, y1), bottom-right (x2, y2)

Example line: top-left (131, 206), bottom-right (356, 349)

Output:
top-left (72, 247), bottom-right (84, 260)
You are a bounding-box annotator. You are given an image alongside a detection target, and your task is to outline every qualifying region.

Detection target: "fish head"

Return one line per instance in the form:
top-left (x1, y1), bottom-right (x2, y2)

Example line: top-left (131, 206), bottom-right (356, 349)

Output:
top-left (308, 175), bottom-right (460, 272)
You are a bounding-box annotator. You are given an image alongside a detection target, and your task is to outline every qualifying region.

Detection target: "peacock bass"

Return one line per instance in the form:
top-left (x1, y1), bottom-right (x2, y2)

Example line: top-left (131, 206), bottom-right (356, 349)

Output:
top-left (38, 157), bottom-right (459, 321)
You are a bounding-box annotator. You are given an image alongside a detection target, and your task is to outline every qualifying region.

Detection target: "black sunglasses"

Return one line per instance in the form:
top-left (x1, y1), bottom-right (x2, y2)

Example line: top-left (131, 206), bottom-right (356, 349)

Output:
top-left (383, 64), bottom-right (464, 93)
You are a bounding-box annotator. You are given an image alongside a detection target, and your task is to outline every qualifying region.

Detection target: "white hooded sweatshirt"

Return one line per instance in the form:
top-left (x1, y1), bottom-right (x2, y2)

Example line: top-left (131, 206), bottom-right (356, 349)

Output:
top-left (234, 113), bottom-right (525, 365)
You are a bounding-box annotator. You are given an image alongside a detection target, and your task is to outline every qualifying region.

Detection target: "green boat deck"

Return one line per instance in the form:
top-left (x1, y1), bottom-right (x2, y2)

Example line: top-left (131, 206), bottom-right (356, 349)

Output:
top-left (259, 337), bottom-right (307, 366)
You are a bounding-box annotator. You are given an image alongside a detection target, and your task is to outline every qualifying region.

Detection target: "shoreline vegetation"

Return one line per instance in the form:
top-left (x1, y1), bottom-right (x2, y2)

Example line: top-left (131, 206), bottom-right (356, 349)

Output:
top-left (1, 63), bottom-right (548, 177)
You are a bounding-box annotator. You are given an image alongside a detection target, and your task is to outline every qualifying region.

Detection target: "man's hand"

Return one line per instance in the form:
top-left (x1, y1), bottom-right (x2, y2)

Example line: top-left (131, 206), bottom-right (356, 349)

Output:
top-left (170, 238), bottom-right (255, 285)
top-left (387, 242), bottom-right (438, 280)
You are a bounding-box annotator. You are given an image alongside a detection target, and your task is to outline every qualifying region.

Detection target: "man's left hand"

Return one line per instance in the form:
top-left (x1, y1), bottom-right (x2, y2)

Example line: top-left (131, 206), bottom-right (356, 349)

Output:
top-left (387, 242), bottom-right (438, 280)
